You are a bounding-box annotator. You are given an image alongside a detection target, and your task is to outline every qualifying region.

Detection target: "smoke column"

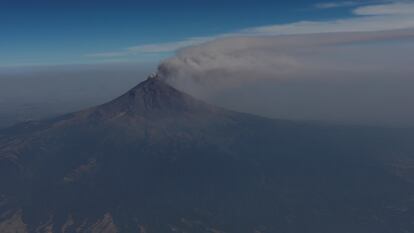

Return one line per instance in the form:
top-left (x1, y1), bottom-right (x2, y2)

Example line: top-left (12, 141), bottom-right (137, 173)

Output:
top-left (155, 29), bottom-right (414, 126)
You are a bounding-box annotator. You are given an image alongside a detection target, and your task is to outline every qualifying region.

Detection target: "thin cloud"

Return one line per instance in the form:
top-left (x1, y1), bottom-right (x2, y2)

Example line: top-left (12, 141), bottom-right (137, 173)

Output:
top-left (314, 0), bottom-right (391, 9)
top-left (354, 2), bottom-right (414, 15)
top-left (87, 37), bottom-right (211, 58)
top-left (315, 1), bottom-right (365, 9)
top-left (127, 37), bottom-right (211, 53)
top-left (86, 1), bottom-right (414, 58)
top-left (85, 51), bottom-right (129, 58)
top-left (242, 2), bottom-right (414, 35)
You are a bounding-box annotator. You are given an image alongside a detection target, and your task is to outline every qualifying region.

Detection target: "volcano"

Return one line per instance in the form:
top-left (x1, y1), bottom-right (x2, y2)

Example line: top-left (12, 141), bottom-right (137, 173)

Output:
top-left (1, 75), bottom-right (414, 233)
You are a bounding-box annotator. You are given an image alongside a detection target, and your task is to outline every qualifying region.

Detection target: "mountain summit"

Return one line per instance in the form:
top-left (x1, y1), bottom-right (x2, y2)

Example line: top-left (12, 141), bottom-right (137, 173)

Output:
top-left (1, 75), bottom-right (414, 233)
top-left (78, 74), bottom-right (218, 122)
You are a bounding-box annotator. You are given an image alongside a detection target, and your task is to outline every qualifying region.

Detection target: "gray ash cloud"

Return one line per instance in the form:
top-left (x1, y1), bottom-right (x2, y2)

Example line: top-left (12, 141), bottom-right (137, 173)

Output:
top-left (156, 29), bottom-right (414, 126)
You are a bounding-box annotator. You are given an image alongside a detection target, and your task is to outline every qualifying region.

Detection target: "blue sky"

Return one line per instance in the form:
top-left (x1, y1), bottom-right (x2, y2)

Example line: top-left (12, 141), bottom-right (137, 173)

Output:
top-left (1, 0), bottom-right (413, 67)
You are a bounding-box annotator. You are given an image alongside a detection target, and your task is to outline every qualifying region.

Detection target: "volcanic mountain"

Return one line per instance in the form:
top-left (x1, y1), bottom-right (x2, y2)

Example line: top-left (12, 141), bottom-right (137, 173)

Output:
top-left (1, 75), bottom-right (414, 233)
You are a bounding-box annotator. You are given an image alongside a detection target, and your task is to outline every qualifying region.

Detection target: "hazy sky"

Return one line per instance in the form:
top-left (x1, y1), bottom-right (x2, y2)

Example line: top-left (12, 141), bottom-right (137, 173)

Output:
top-left (0, 63), bottom-right (154, 127)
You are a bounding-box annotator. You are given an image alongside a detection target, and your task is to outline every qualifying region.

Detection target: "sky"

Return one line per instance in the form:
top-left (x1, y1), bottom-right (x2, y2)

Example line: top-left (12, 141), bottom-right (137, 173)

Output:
top-left (1, 0), bottom-right (414, 127)
top-left (0, 0), bottom-right (402, 67)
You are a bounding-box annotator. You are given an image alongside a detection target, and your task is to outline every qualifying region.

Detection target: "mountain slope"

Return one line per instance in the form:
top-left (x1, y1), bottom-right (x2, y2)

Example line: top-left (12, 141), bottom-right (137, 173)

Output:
top-left (1, 76), bottom-right (414, 233)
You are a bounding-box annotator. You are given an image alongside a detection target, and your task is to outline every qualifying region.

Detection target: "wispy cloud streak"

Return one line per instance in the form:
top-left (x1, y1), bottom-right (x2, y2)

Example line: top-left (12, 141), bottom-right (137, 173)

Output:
top-left (314, 0), bottom-right (390, 9)
top-left (86, 1), bottom-right (414, 58)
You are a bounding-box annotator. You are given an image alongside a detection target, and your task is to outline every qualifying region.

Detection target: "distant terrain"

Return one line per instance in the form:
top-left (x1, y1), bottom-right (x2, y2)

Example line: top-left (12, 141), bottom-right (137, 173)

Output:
top-left (1, 76), bottom-right (414, 233)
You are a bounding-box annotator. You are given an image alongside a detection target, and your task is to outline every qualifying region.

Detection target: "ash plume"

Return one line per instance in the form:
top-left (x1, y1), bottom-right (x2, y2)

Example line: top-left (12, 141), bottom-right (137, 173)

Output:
top-left (155, 29), bottom-right (414, 126)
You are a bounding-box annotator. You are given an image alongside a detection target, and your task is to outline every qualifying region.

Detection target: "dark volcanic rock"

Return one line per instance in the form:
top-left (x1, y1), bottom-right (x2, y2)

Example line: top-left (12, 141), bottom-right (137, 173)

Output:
top-left (97, 75), bottom-right (217, 118)
top-left (1, 75), bottom-right (414, 233)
